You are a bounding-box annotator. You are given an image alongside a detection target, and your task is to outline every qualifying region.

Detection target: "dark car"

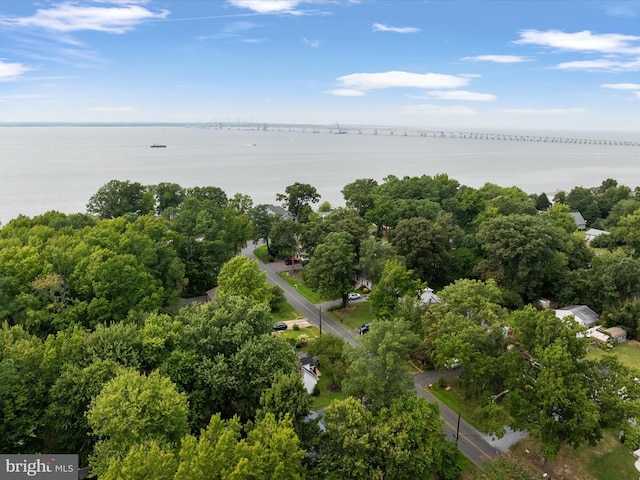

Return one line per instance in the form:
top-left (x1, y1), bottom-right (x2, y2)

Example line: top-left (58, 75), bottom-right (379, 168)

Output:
top-left (273, 322), bottom-right (288, 331)
top-left (357, 323), bottom-right (370, 335)
top-left (284, 257), bottom-right (301, 265)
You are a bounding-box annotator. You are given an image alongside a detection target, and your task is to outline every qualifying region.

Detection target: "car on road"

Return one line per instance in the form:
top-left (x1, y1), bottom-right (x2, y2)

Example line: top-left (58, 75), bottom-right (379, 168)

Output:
top-left (357, 323), bottom-right (370, 335)
top-left (347, 292), bottom-right (361, 301)
top-left (273, 322), bottom-right (288, 331)
top-left (284, 257), bottom-right (301, 265)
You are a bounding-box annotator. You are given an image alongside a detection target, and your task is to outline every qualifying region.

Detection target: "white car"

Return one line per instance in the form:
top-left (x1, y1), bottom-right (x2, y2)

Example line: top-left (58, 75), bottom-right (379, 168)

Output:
top-left (348, 293), bottom-right (361, 301)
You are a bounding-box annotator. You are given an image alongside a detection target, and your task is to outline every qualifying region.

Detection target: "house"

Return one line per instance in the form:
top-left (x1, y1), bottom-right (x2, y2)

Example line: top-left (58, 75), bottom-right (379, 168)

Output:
top-left (603, 326), bottom-right (627, 343)
top-left (555, 305), bottom-right (599, 328)
top-left (266, 204), bottom-right (295, 220)
top-left (297, 352), bottom-right (319, 394)
top-left (585, 228), bottom-right (609, 243)
top-left (353, 270), bottom-right (373, 291)
top-left (421, 287), bottom-right (441, 306)
top-left (570, 211), bottom-right (587, 230)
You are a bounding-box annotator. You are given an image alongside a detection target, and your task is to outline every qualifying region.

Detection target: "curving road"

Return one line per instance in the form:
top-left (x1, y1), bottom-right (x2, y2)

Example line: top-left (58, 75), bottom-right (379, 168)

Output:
top-left (243, 244), bottom-right (505, 468)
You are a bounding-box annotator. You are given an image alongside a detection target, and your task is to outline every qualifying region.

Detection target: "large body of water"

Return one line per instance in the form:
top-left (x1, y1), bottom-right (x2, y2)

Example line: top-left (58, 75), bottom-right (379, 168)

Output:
top-left (2, 125), bottom-right (640, 224)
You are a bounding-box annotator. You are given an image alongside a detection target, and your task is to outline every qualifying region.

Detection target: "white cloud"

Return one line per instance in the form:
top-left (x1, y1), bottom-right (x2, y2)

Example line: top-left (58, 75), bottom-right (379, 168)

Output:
top-left (336, 71), bottom-right (471, 91)
top-left (461, 54), bottom-right (529, 63)
top-left (554, 58), bottom-right (640, 72)
top-left (0, 59), bottom-right (32, 81)
top-left (403, 104), bottom-right (478, 115)
top-left (372, 23), bottom-right (419, 34)
top-left (304, 38), bottom-right (320, 47)
top-left (515, 29), bottom-right (640, 54)
top-left (605, 1), bottom-right (640, 18)
top-left (87, 106), bottom-right (136, 112)
top-left (324, 89), bottom-right (366, 96)
top-left (601, 83), bottom-right (640, 90)
top-left (228, 0), bottom-right (307, 14)
top-left (498, 108), bottom-right (587, 115)
top-left (422, 90), bottom-right (496, 102)
top-left (2, 3), bottom-right (169, 34)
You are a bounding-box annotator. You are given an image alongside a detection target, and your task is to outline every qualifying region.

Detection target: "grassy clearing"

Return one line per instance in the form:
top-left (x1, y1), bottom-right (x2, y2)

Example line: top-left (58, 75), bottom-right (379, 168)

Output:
top-left (428, 378), bottom-right (485, 432)
top-left (278, 325), bottom-right (320, 343)
top-left (310, 372), bottom-right (348, 410)
top-left (325, 301), bottom-right (376, 330)
top-left (277, 271), bottom-right (333, 304)
top-left (271, 301), bottom-right (302, 321)
top-left (587, 340), bottom-right (640, 372)
top-left (510, 429), bottom-right (637, 480)
top-left (253, 244), bottom-right (271, 263)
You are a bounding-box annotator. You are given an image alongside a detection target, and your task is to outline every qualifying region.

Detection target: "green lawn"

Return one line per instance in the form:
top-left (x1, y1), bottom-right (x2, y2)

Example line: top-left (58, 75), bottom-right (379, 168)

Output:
top-left (277, 271), bottom-right (334, 304)
top-left (278, 325), bottom-right (319, 343)
top-left (271, 300), bottom-right (302, 321)
top-left (587, 341), bottom-right (640, 372)
top-left (325, 301), bottom-right (377, 330)
top-left (310, 373), bottom-right (348, 410)
top-left (428, 378), bottom-right (486, 433)
top-left (253, 244), bottom-right (271, 263)
top-left (587, 439), bottom-right (638, 480)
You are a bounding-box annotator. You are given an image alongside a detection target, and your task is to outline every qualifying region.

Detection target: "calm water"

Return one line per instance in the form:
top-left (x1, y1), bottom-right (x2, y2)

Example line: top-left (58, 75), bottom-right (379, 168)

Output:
top-left (1, 125), bottom-right (639, 224)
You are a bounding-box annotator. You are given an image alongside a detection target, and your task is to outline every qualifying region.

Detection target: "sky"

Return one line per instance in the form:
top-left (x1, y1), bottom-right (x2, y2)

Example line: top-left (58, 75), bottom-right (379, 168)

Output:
top-left (2, 0), bottom-right (640, 132)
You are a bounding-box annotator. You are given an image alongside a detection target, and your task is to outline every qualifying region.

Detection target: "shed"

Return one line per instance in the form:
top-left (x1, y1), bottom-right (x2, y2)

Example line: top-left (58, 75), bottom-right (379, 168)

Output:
top-left (555, 305), bottom-right (599, 328)
top-left (421, 287), bottom-right (442, 305)
top-left (585, 228), bottom-right (609, 242)
top-left (603, 326), bottom-right (627, 343)
top-left (570, 211), bottom-right (587, 230)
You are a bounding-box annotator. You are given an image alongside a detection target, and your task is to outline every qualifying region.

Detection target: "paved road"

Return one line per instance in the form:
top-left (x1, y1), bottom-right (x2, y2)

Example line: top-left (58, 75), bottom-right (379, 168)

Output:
top-left (243, 244), bottom-right (504, 468)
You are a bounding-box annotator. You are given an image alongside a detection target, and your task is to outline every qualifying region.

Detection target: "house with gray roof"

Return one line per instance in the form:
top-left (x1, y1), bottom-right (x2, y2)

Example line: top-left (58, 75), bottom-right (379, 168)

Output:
top-left (555, 305), bottom-right (599, 328)
top-left (570, 211), bottom-right (587, 230)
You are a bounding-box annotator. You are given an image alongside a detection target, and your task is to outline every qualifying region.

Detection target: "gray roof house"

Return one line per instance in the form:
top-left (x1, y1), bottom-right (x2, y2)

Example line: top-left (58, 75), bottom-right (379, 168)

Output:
top-left (266, 204), bottom-right (295, 220)
top-left (585, 228), bottom-right (609, 243)
top-left (570, 211), bottom-right (587, 230)
top-left (555, 305), bottom-right (599, 328)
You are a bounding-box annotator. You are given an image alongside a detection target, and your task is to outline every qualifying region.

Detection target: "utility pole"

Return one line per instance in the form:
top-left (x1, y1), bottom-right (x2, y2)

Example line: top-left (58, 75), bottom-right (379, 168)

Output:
top-left (319, 305), bottom-right (322, 336)
top-left (456, 411), bottom-right (461, 445)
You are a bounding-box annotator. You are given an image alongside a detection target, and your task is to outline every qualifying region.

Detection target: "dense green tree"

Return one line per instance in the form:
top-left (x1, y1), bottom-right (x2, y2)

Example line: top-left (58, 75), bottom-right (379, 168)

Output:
top-left (303, 231), bottom-right (356, 307)
top-left (216, 256), bottom-right (272, 305)
top-left (343, 320), bottom-right (419, 412)
top-left (102, 441), bottom-right (178, 480)
top-left (341, 178), bottom-right (379, 217)
top-left (86, 180), bottom-right (154, 219)
top-left (368, 259), bottom-right (423, 319)
top-left (87, 369), bottom-right (189, 477)
top-left (319, 395), bottom-right (451, 480)
top-left (153, 182), bottom-right (185, 214)
top-left (306, 333), bottom-right (350, 389)
top-left (249, 204), bottom-right (273, 251)
top-left (175, 413), bottom-right (305, 480)
top-left (590, 249), bottom-right (640, 311)
top-left (268, 216), bottom-right (297, 259)
top-left (476, 213), bottom-right (565, 302)
top-left (357, 237), bottom-right (401, 287)
top-left (276, 182), bottom-right (320, 221)
top-left (46, 360), bottom-right (122, 465)
top-left (534, 192), bottom-right (552, 211)
top-left (392, 213), bottom-right (462, 287)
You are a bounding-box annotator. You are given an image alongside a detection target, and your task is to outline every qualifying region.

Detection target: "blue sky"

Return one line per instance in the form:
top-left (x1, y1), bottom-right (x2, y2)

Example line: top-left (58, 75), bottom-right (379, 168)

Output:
top-left (2, 0), bottom-right (640, 131)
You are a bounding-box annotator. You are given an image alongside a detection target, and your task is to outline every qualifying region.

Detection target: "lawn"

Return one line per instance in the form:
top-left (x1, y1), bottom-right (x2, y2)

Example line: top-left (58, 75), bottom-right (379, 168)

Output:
top-left (510, 429), bottom-right (637, 480)
top-left (277, 271), bottom-right (335, 304)
top-left (587, 340), bottom-right (640, 372)
top-left (427, 378), bottom-right (486, 433)
top-left (278, 325), bottom-right (320, 343)
top-left (271, 300), bottom-right (302, 322)
top-left (253, 244), bottom-right (271, 263)
top-left (325, 301), bottom-right (376, 330)
top-left (310, 372), bottom-right (348, 410)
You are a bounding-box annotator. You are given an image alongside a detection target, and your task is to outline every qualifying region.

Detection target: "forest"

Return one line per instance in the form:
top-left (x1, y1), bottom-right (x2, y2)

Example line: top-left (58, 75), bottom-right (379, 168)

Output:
top-left (2, 175), bottom-right (640, 479)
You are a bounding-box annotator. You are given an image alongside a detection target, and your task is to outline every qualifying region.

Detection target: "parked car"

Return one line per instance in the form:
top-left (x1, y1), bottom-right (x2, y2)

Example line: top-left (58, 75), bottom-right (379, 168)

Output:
top-left (348, 292), bottom-right (361, 301)
top-left (284, 257), bottom-right (301, 265)
top-left (357, 323), bottom-right (370, 335)
top-left (273, 322), bottom-right (288, 331)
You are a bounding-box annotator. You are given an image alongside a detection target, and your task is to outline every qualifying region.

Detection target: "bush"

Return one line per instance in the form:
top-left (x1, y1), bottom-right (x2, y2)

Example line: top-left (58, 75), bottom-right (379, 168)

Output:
top-left (293, 323), bottom-right (300, 331)
top-left (312, 383), bottom-right (321, 396)
top-left (296, 334), bottom-right (309, 349)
